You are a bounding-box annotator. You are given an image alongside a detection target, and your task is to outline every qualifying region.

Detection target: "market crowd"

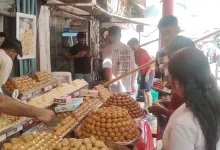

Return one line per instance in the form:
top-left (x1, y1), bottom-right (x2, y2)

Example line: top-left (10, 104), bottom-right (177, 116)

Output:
top-left (102, 16), bottom-right (220, 150)
top-left (0, 14), bottom-right (220, 150)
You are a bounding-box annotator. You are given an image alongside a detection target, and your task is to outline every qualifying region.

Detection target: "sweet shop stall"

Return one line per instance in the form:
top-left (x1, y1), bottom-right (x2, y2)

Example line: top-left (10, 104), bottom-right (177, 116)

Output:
top-left (0, 1), bottom-right (155, 150)
top-left (0, 70), bottom-right (154, 150)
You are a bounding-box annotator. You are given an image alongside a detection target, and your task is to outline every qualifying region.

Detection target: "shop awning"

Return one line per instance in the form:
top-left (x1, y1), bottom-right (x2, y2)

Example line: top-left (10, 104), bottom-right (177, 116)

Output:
top-left (46, 0), bottom-right (154, 25)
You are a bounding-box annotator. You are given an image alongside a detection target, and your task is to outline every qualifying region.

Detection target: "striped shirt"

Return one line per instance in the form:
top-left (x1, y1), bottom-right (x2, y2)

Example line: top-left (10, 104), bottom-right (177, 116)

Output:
top-left (155, 48), bottom-right (169, 82)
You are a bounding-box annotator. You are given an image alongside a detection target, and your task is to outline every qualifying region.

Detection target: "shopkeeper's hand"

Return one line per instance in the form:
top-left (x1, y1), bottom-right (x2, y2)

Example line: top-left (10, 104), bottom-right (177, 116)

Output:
top-left (86, 50), bottom-right (92, 57)
top-left (36, 109), bottom-right (55, 124)
top-left (77, 51), bottom-right (85, 58)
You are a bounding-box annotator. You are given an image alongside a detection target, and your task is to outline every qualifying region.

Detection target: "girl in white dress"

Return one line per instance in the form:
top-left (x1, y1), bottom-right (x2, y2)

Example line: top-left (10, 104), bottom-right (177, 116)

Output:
top-left (162, 48), bottom-right (220, 150)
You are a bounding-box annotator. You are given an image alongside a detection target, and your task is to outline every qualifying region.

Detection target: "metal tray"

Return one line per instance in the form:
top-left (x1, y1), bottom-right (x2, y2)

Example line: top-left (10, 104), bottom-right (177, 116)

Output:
top-left (75, 125), bottom-right (142, 146)
top-left (0, 118), bottom-right (28, 136)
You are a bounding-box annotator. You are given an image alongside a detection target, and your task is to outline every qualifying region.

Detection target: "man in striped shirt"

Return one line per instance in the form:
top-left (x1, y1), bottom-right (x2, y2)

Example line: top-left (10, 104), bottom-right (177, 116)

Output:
top-left (149, 15), bottom-right (180, 139)
top-left (155, 15), bottom-right (180, 81)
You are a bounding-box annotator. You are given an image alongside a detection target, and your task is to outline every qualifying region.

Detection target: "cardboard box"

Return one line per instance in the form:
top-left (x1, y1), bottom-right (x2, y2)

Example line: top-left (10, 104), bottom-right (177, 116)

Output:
top-left (54, 96), bottom-right (72, 104)
top-left (80, 89), bottom-right (98, 97)
top-left (52, 72), bottom-right (72, 84)
top-left (54, 98), bottom-right (83, 113)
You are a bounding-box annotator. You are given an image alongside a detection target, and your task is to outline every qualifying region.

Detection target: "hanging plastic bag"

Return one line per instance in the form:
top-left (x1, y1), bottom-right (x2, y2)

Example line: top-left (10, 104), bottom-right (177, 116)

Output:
top-left (134, 120), bottom-right (154, 150)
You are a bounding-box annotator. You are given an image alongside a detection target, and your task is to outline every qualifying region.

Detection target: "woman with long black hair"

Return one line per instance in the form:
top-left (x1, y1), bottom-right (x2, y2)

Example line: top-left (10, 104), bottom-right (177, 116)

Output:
top-left (162, 48), bottom-right (220, 150)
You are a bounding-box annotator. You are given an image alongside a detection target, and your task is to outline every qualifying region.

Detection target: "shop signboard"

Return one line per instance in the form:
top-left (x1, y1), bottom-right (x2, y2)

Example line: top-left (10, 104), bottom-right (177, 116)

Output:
top-left (16, 12), bottom-right (36, 59)
top-left (0, 0), bottom-right (15, 16)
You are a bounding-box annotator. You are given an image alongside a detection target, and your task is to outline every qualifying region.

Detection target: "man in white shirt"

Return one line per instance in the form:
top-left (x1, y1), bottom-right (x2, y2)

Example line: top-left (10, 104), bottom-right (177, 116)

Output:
top-left (0, 38), bottom-right (23, 88)
top-left (102, 26), bottom-right (136, 92)
top-left (0, 38), bottom-right (55, 123)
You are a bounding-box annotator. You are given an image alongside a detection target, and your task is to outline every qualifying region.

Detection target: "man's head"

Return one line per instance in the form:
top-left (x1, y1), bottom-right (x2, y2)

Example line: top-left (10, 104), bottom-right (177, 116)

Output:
top-left (108, 26), bottom-right (121, 44)
top-left (127, 38), bottom-right (140, 51)
top-left (1, 38), bottom-right (23, 60)
top-left (165, 36), bottom-right (195, 58)
top-left (77, 32), bottom-right (86, 45)
top-left (158, 15), bottom-right (180, 44)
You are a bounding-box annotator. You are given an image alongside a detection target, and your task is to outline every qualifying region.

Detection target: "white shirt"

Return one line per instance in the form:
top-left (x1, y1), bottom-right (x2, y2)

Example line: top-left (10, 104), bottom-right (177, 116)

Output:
top-left (0, 50), bottom-right (13, 87)
top-left (162, 103), bottom-right (220, 150)
top-left (102, 42), bottom-right (136, 92)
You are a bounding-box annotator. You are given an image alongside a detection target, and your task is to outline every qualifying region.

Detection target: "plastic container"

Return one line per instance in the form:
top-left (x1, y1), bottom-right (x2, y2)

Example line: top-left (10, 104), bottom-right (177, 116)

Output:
top-left (151, 90), bottom-right (158, 104)
top-left (52, 72), bottom-right (72, 84)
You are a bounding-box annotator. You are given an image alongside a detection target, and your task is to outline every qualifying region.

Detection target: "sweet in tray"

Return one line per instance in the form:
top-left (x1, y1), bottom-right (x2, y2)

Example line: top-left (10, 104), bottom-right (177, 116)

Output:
top-left (2, 76), bottom-right (41, 94)
top-left (3, 132), bottom-right (60, 150)
top-left (103, 93), bottom-right (145, 119)
top-left (153, 81), bottom-right (172, 93)
top-left (32, 71), bottom-right (55, 85)
top-left (53, 137), bottom-right (108, 150)
top-left (53, 116), bottom-right (77, 137)
top-left (94, 85), bottom-right (111, 102)
top-left (0, 114), bottom-right (21, 131)
top-left (76, 106), bottom-right (140, 143)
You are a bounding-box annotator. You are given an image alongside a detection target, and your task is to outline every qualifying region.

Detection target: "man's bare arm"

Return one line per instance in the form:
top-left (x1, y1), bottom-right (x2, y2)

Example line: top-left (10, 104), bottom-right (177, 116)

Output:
top-left (66, 53), bottom-right (80, 60)
top-left (86, 50), bottom-right (92, 57)
top-left (0, 94), bottom-right (54, 123)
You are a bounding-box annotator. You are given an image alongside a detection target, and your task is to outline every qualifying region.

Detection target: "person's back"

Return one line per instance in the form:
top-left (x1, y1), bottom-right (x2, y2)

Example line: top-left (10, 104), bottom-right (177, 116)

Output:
top-left (103, 26), bottom-right (136, 93)
top-left (103, 41), bottom-right (135, 92)
top-left (163, 103), bottom-right (220, 150)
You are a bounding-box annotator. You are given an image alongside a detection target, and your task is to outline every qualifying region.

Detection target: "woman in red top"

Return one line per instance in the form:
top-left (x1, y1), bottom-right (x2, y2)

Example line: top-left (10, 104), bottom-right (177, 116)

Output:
top-left (128, 38), bottom-right (155, 109)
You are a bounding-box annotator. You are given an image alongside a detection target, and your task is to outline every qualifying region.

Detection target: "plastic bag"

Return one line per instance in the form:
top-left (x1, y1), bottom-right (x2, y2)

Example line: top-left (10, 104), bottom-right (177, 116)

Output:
top-left (134, 120), bottom-right (154, 150)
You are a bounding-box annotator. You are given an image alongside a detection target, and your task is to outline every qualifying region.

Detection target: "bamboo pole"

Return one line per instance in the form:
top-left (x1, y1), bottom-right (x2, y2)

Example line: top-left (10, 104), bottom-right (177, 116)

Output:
top-left (46, 0), bottom-right (89, 16)
top-left (103, 59), bottom-right (155, 87)
top-left (53, 11), bottom-right (86, 20)
top-left (194, 29), bottom-right (220, 44)
top-left (52, 7), bottom-right (87, 20)
top-left (140, 38), bottom-right (159, 47)
top-left (103, 28), bottom-right (220, 88)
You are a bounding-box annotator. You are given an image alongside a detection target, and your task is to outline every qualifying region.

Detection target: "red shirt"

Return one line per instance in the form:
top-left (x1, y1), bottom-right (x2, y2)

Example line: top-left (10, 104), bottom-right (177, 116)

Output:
top-left (157, 93), bottom-right (184, 140)
top-left (167, 93), bottom-right (184, 118)
top-left (135, 48), bottom-right (154, 75)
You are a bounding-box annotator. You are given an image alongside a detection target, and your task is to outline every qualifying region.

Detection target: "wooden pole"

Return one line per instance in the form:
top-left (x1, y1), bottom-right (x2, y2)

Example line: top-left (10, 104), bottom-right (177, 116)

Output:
top-left (102, 29), bottom-right (220, 88)
top-left (103, 59), bottom-right (155, 87)
top-left (194, 29), bottom-right (220, 44)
